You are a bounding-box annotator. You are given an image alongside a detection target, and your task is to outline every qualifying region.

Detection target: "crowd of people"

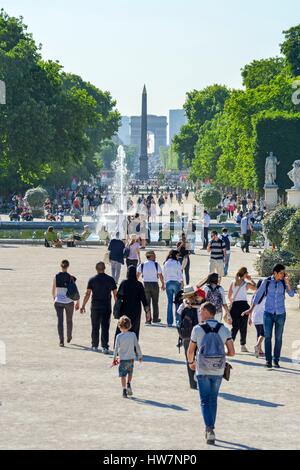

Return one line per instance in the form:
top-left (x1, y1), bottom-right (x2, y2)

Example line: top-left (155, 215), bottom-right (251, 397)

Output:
top-left (51, 226), bottom-right (295, 445)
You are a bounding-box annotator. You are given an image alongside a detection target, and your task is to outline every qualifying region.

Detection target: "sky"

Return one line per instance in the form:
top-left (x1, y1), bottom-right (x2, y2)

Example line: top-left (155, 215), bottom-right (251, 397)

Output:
top-left (1, 0), bottom-right (300, 116)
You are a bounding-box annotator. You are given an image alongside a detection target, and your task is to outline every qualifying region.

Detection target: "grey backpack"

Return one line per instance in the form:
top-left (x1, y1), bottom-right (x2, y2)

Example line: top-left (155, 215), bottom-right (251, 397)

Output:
top-left (197, 323), bottom-right (226, 372)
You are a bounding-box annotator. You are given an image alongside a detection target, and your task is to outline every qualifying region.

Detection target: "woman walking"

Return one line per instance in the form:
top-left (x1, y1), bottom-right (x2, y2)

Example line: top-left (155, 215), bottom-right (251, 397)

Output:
top-left (177, 233), bottom-right (191, 285)
top-left (126, 234), bottom-right (141, 269)
top-left (52, 259), bottom-right (79, 347)
top-left (163, 250), bottom-right (183, 326)
top-left (115, 266), bottom-right (150, 340)
top-left (197, 273), bottom-right (230, 323)
top-left (228, 267), bottom-right (256, 352)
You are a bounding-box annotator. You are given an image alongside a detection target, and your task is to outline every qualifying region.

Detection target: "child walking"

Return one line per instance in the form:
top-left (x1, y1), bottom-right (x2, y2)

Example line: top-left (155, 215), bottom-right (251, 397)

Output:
top-left (112, 316), bottom-right (143, 398)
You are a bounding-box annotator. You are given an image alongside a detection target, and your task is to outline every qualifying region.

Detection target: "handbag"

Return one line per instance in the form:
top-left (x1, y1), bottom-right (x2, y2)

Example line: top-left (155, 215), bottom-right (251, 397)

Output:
top-left (66, 278), bottom-right (80, 301)
top-left (223, 362), bottom-right (232, 381)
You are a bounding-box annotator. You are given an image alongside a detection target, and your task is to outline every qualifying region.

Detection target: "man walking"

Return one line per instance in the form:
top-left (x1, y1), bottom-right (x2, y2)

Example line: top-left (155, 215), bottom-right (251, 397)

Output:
top-left (207, 231), bottom-right (226, 279)
top-left (80, 262), bottom-right (117, 353)
top-left (243, 264), bottom-right (295, 369)
top-left (240, 213), bottom-right (252, 253)
top-left (187, 302), bottom-right (235, 445)
top-left (203, 210), bottom-right (210, 250)
top-left (137, 250), bottom-right (165, 324)
top-left (108, 232), bottom-right (125, 284)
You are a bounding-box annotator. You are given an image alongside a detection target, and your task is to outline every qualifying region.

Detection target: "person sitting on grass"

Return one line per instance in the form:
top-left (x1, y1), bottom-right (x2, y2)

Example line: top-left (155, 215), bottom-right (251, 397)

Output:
top-left (112, 316), bottom-right (143, 399)
top-left (45, 226), bottom-right (63, 248)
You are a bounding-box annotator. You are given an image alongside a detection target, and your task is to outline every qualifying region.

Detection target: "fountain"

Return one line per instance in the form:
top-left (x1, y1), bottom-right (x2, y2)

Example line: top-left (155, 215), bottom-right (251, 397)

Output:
top-left (95, 145), bottom-right (130, 241)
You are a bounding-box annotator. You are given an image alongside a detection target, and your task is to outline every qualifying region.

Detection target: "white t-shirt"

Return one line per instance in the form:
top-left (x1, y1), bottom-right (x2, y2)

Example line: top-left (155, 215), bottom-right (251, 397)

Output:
top-left (137, 260), bottom-right (162, 282)
top-left (128, 242), bottom-right (140, 260)
top-left (252, 298), bottom-right (266, 325)
top-left (163, 259), bottom-right (183, 283)
top-left (191, 320), bottom-right (231, 376)
top-left (230, 282), bottom-right (248, 302)
top-left (203, 214), bottom-right (211, 228)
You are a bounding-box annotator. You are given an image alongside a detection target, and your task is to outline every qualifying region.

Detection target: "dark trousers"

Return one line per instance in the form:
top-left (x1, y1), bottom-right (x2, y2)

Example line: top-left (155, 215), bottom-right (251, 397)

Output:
top-left (54, 302), bottom-right (74, 343)
top-left (115, 314), bottom-right (141, 342)
top-left (184, 257), bottom-right (190, 285)
top-left (242, 234), bottom-right (250, 253)
top-left (126, 259), bottom-right (138, 269)
top-left (183, 339), bottom-right (197, 389)
top-left (144, 282), bottom-right (160, 321)
top-left (231, 301), bottom-right (249, 346)
top-left (91, 307), bottom-right (111, 349)
top-left (203, 228), bottom-right (209, 249)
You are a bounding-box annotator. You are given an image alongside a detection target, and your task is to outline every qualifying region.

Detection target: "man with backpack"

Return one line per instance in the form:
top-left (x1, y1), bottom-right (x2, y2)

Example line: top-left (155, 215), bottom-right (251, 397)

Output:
top-left (242, 264), bottom-right (295, 369)
top-left (137, 250), bottom-right (165, 324)
top-left (187, 302), bottom-right (235, 445)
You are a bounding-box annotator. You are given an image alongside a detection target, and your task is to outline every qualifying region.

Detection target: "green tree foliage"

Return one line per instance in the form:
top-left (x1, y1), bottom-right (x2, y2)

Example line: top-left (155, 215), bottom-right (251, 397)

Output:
top-left (173, 85), bottom-right (231, 167)
top-left (196, 187), bottom-right (222, 210)
top-left (263, 206), bottom-right (296, 248)
top-left (253, 112), bottom-right (300, 192)
top-left (241, 58), bottom-right (286, 89)
top-left (281, 25), bottom-right (300, 76)
top-left (282, 208), bottom-right (300, 258)
top-left (99, 140), bottom-right (118, 170)
top-left (0, 10), bottom-right (120, 193)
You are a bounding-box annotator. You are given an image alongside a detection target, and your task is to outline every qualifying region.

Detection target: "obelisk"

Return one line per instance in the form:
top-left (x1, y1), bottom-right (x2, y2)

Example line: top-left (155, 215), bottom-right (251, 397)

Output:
top-left (139, 85), bottom-right (149, 180)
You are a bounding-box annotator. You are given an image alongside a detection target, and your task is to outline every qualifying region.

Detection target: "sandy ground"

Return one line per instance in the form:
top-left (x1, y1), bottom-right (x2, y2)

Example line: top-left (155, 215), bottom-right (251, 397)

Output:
top-left (0, 244), bottom-right (300, 450)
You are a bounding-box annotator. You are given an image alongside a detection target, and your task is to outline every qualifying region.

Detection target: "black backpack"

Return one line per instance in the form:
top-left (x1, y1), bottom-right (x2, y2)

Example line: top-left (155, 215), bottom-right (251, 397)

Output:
top-left (178, 307), bottom-right (198, 341)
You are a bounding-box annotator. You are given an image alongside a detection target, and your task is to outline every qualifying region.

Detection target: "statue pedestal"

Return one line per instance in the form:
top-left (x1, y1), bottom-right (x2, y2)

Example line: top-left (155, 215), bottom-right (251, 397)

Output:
top-left (264, 185), bottom-right (278, 210)
top-left (286, 189), bottom-right (300, 208)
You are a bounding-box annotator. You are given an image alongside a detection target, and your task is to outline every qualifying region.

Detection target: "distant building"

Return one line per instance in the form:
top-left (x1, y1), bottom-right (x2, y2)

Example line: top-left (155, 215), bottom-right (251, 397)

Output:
top-left (169, 109), bottom-right (187, 144)
top-left (118, 116), bottom-right (131, 146)
top-left (130, 115), bottom-right (167, 157)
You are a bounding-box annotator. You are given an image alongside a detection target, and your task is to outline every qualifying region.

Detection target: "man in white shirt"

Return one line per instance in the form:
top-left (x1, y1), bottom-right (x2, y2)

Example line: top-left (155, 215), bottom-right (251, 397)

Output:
top-left (240, 213), bottom-right (253, 253)
top-left (137, 250), bottom-right (165, 324)
top-left (203, 210), bottom-right (211, 250)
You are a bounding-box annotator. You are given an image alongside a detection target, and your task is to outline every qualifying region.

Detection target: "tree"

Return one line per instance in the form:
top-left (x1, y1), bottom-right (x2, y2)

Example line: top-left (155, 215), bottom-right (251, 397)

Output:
top-left (0, 10), bottom-right (120, 193)
top-left (282, 208), bottom-right (300, 258)
top-left (25, 186), bottom-right (48, 217)
top-left (99, 140), bottom-right (117, 170)
top-left (196, 188), bottom-right (222, 210)
top-left (263, 206), bottom-right (296, 248)
top-left (281, 25), bottom-right (300, 76)
top-left (173, 85), bottom-right (231, 167)
top-left (241, 58), bottom-right (285, 89)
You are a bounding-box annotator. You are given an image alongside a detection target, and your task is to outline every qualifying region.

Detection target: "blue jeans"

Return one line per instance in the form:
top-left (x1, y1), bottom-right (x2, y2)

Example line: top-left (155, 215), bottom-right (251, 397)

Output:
top-left (166, 281), bottom-right (181, 326)
top-left (264, 312), bottom-right (286, 364)
top-left (224, 252), bottom-right (230, 276)
top-left (197, 375), bottom-right (223, 430)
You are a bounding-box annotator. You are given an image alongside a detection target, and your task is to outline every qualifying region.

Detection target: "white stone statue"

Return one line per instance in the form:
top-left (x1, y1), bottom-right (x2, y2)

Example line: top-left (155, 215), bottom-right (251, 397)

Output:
top-left (288, 160), bottom-right (300, 190)
top-left (265, 152), bottom-right (280, 186)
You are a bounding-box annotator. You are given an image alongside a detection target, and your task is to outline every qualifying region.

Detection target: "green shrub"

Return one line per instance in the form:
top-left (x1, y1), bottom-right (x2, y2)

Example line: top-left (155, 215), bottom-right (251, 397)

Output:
top-left (196, 188), bottom-right (222, 211)
top-left (263, 206), bottom-right (296, 248)
top-left (254, 249), bottom-right (297, 277)
top-left (25, 187), bottom-right (48, 217)
top-left (282, 208), bottom-right (300, 260)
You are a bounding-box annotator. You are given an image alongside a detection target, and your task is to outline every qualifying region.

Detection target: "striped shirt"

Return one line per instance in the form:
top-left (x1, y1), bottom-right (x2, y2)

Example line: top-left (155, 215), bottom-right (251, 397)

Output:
top-left (210, 239), bottom-right (226, 260)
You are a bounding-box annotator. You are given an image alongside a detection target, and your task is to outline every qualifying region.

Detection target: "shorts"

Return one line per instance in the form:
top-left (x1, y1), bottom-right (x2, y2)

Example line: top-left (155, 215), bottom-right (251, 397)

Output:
top-left (255, 324), bottom-right (265, 338)
top-left (119, 360), bottom-right (134, 378)
top-left (209, 259), bottom-right (224, 277)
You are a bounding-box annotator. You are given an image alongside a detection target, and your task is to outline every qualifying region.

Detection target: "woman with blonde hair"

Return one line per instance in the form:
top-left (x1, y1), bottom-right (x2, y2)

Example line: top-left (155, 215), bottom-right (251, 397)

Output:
top-left (125, 234), bottom-right (141, 269)
top-left (228, 267), bottom-right (256, 352)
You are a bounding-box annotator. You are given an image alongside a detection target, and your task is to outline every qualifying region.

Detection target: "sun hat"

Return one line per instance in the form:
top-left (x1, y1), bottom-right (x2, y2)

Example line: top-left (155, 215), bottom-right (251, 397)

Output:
top-left (182, 285), bottom-right (196, 297)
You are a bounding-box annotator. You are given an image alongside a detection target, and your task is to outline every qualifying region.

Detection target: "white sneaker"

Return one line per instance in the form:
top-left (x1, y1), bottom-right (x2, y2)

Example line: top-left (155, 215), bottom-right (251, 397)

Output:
top-left (254, 345), bottom-right (259, 358)
top-left (241, 345), bottom-right (249, 353)
top-left (102, 348), bottom-right (109, 355)
top-left (206, 430), bottom-right (215, 445)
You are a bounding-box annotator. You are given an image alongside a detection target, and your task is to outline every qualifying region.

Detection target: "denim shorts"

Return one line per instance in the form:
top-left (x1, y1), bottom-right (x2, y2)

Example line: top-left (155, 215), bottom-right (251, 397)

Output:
top-left (119, 360), bottom-right (134, 377)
